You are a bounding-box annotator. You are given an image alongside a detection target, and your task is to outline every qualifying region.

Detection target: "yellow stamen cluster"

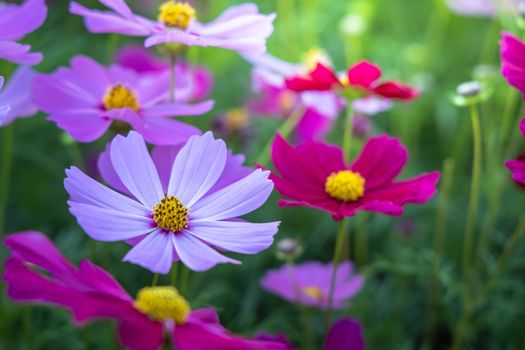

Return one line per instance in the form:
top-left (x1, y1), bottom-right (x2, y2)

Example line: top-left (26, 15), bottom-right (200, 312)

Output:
top-left (302, 286), bottom-right (324, 300)
top-left (325, 170), bottom-right (366, 202)
top-left (103, 84), bottom-right (140, 112)
top-left (153, 196), bottom-right (189, 232)
top-left (303, 48), bottom-right (331, 72)
top-left (158, 1), bottom-right (196, 29)
top-left (224, 108), bottom-right (249, 131)
top-left (134, 286), bottom-right (191, 324)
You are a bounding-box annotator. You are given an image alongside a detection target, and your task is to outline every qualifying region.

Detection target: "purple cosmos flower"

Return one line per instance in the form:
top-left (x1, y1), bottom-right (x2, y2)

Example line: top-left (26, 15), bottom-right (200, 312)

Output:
top-left (0, 67), bottom-right (38, 127)
top-left (0, 0), bottom-right (47, 65)
top-left (4, 231), bottom-right (289, 350)
top-left (260, 261), bottom-right (364, 310)
top-left (323, 318), bottom-right (365, 350)
top-left (33, 55), bottom-right (213, 145)
top-left (446, 0), bottom-right (517, 17)
top-left (116, 45), bottom-right (213, 102)
top-left (70, 1), bottom-right (275, 54)
top-left (65, 131), bottom-right (279, 273)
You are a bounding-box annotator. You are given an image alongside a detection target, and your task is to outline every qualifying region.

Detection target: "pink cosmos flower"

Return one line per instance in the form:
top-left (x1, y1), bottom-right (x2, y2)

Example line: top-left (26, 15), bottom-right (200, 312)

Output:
top-left (4, 231), bottom-right (289, 350)
top-left (270, 134), bottom-right (440, 220)
top-left (501, 32), bottom-right (525, 97)
top-left (0, 67), bottom-right (38, 126)
top-left (116, 45), bottom-right (213, 102)
top-left (65, 131), bottom-right (279, 273)
top-left (261, 261), bottom-right (364, 310)
top-left (0, 0), bottom-right (47, 65)
top-left (285, 61), bottom-right (419, 101)
top-left (446, 0), bottom-right (517, 17)
top-left (70, 1), bottom-right (275, 54)
top-left (506, 118), bottom-right (525, 184)
top-left (33, 55), bottom-right (213, 145)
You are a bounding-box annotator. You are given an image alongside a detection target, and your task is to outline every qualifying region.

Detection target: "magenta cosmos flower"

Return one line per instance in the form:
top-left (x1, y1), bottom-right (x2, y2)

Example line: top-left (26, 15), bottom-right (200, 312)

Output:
top-left (4, 232), bottom-right (289, 350)
top-left (0, 0), bottom-right (47, 65)
top-left (270, 134), bottom-right (440, 220)
top-left (506, 118), bottom-right (525, 184)
top-left (260, 261), bottom-right (364, 310)
top-left (116, 45), bottom-right (213, 102)
top-left (500, 32), bottom-right (525, 97)
top-left (33, 55), bottom-right (213, 145)
top-left (65, 131), bottom-right (278, 273)
top-left (0, 67), bottom-right (38, 126)
top-left (70, 1), bottom-right (275, 53)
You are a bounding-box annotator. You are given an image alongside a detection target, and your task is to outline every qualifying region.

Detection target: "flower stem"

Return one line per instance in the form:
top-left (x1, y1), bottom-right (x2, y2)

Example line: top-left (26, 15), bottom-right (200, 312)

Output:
top-left (256, 105), bottom-right (305, 166)
top-left (325, 218), bottom-right (348, 326)
top-left (354, 213), bottom-right (369, 266)
top-left (170, 262), bottom-right (178, 287)
top-left (343, 103), bottom-right (354, 163)
top-left (152, 273), bottom-right (159, 287)
top-left (462, 104), bottom-right (482, 275)
top-left (0, 124), bottom-right (14, 237)
top-left (169, 51), bottom-right (177, 102)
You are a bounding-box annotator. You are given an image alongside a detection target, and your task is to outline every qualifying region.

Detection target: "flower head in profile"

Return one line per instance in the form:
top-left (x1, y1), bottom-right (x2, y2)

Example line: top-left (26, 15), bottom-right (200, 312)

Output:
top-left (65, 131), bottom-right (279, 273)
top-left (261, 261), bottom-right (364, 310)
top-left (506, 118), bottom-right (525, 185)
top-left (500, 32), bottom-right (525, 97)
top-left (70, 1), bottom-right (275, 53)
top-left (270, 134), bottom-right (440, 220)
top-left (4, 231), bottom-right (289, 350)
top-left (33, 56), bottom-right (213, 145)
top-left (0, 67), bottom-right (38, 127)
top-left (285, 61), bottom-right (419, 101)
top-left (0, 0), bottom-right (47, 64)
top-left (116, 45), bottom-right (213, 102)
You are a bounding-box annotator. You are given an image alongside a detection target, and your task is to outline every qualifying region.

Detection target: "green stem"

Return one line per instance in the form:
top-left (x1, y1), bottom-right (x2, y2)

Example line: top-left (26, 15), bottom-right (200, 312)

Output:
top-left (152, 273), bottom-right (159, 287)
top-left (462, 104), bottom-right (482, 275)
top-left (256, 105), bottom-right (305, 166)
top-left (180, 265), bottom-right (190, 295)
top-left (0, 124), bottom-right (14, 237)
top-left (354, 213), bottom-right (369, 266)
top-left (170, 262), bottom-right (178, 287)
top-left (325, 219), bottom-right (348, 326)
top-left (450, 303), bottom-right (474, 350)
top-left (343, 103), bottom-right (354, 163)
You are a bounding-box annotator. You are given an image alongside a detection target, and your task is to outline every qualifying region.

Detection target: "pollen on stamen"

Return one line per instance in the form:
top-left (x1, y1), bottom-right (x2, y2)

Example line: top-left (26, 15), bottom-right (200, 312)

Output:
top-left (158, 1), bottom-right (196, 29)
top-left (134, 286), bottom-right (191, 324)
top-left (153, 196), bottom-right (189, 232)
top-left (302, 286), bottom-right (325, 300)
top-left (325, 170), bottom-right (366, 202)
top-left (103, 84), bottom-right (140, 112)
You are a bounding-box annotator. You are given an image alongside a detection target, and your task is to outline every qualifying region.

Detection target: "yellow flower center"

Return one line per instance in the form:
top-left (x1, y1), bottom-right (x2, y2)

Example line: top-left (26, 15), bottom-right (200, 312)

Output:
top-left (158, 1), bottom-right (196, 29)
top-left (303, 48), bottom-right (331, 72)
top-left (302, 286), bottom-right (324, 300)
top-left (224, 108), bottom-right (249, 131)
top-left (279, 91), bottom-right (295, 111)
top-left (103, 84), bottom-right (140, 112)
top-left (153, 196), bottom-right (189, 232)
top-left (325, 170), bottom-right (366, 202)
top-left (134, 286), bottom-right (191, 324)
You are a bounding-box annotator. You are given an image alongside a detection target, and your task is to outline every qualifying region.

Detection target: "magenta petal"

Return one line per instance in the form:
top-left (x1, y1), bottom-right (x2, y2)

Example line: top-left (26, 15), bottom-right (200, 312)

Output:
top-left (506, 159), bottom-right (525, 185)
top-left (117, 318), bottom-right (164, 350)
top-left (323, 318), bottom-right (365, 350)
top-left (501, 32), bottom-right (525, 95)
top-left (347, 61), bottom-right (381, 88)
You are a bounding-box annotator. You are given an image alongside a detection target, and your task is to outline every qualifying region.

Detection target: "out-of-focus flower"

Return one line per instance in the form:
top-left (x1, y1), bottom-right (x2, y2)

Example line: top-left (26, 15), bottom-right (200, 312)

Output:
top-left (506, 118), bottom-right (525, 184)
top-left (261, 261), bottom-right (363, 310)
top-left (270, 134), bottom-right (440, 220)
top-left (0, 67), bottom-right (38, 126)
top-left (65, 131), bottom-right (278, 273)
top-left (501, 32), bottom-right (525, 97)
top-left (446, 0), bottom-right (517, 17)
top-left (276, 238), bottom-right (303, 261)
top-left (0, 0), bottom-right (47, 65)
top-left (452, 80), bottom-right (491, 107)
top-left (0, 77), bottom-right (9, 118)
top-left (323, 318), bottom-right (365, 350)
top-left (213, 107), bottom-right (252, 144)
top-left (33, 56), bottom-right (213, 145)
top-left (116, 45), bottom-right (213, 102)
top-left (285, 61), bottom-right (419, 101)
top-left (352, 114), bottom-right (372, 138)
top-left (70, 1), bottom-right (275, 54)
top-left (3, 231), bottom-right (289, 350)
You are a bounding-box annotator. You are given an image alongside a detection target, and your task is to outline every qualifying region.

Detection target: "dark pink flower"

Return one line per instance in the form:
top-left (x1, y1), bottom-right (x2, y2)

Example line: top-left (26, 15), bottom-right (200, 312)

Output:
top-left (500, 32), bottom-right (525, 96)
top-left (270, 134), bottom-right (440, 220)
top-left (285, 61), bottom-right (419, 101)
top-left (323, 318), bottom-right (365, 350)
top-left (506, 118), bottom-right (525, 185)
top-left (4, 231), bottom-right (290, 350)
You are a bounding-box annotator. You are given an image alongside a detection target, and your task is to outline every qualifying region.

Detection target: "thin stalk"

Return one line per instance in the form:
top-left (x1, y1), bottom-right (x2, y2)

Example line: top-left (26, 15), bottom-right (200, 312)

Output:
top-left (325, 219), bottom-right (348, 326)
top-left (342, 104), bottom-right (354, 163)
top-left (462, 104), bottom-right (482, 275)
top-left (169, 51), bottom-right (177, 102)
top-left (450, 303), bottom-right (474, 350)
top-left (170, 262), bottom-right (178, 287)
top-left (152, 273), bottom-right (160, 287)
top-left (256, 105), bottom-right (305, 166)
top-left (180, 265), bottom-right (190, 295)
top-left (354, 213), bottom-right (369, 266)
top-left (0, 124), bottom-right (14, 237)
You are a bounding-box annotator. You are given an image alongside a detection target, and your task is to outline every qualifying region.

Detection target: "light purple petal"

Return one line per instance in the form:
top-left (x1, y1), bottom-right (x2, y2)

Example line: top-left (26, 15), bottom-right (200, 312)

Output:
top-left (0, 66), bottom-right (37, 126)
top-left (48, 110), bottom-right (111, 142)
top-left (141, 100), bottom-right (214, 118)
top-left (97, 144), bottom-right (130, 195)
top-left (123, 231), bottom-right (174, 274)
top-left (0, 41), bottom-right (42, 65)
top-left (0, 0), bottom-right (47, 41)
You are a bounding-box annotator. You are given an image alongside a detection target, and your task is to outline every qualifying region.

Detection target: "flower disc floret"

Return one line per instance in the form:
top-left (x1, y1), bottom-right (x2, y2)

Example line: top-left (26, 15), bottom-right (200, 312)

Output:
top-left (325, 170), bottom-right (365, 202)
top-left (103, 84), bottom-right (140, 111)
top-left (158, 1), bottom-right (196, 29)
top-left (134, 286), bottom-right (191, 324)
top-left (153, 196), bottom-right (189, 232)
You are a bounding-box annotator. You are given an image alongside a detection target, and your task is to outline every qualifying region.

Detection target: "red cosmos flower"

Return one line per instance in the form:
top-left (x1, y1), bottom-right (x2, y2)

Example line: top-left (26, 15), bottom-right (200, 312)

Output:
top-left (285, 61), bottom-right (419, 100)
top-left (270, 134), bottom-right (440, 220)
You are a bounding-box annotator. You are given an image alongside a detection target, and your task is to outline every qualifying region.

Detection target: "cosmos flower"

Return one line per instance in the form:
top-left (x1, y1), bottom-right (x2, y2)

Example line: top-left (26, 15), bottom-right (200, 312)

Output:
top-left (260, 261), bottom-right (364, 310)
top-left (285, 61), bottom-right (419, 101)
top-left (65, 131), bottom-right (279, 273)
top-left (70, 1), bottom-right (275, 54)
top-left (506, 118), bottom-right (525, 185)
top-left (0, 0), bottom-right (47, 65)
top-left (446, 0), bottom-right (517, 17)
top-left (3, 231), bottom-right (290, 350)
top-left (270, 134), bottom-right (440, 220)
top-left (116, 45), bottom-right (213, 102)
top-left (501, 32), bottom-right (525, 97)
top-left (33, 56), bottom-right (213, 145)
top-left (0, 67), bottom-right (38, 127)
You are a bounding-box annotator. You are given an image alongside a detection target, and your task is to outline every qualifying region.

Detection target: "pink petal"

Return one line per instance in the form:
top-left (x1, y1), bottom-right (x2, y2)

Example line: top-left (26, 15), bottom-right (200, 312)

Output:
top-left (347, 61), bottom-right (381, 88)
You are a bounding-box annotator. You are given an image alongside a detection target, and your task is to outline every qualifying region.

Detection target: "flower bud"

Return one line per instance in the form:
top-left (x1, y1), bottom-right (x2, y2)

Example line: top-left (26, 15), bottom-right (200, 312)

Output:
top-left (276, 238), bottom-right (303, 261)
